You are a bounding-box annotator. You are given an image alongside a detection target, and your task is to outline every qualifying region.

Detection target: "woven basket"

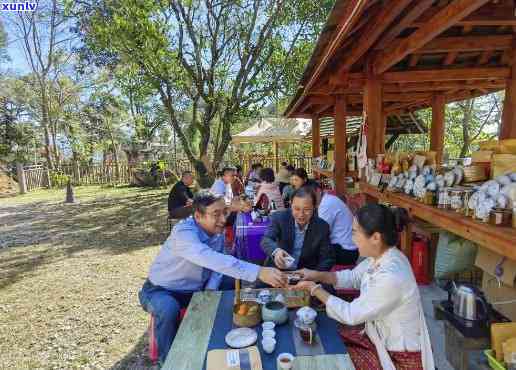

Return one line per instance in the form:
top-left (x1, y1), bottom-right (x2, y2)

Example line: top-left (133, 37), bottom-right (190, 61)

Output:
top-left (233, 302), bottom-right (261, 327)
top-left (463, 165), bottom-right (488, 183)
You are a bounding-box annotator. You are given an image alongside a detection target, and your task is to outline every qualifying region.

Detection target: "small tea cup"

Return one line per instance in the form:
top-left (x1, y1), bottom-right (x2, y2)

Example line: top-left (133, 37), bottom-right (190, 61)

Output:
top-left (262, 329), bottom-right (276, 338)
top-left (262, 337), bottom-right (276, 354)
top-left (277, 353), bottom-right (294, 369)
top-left (284, 256), bottom-right (295, 269)
top-left (262, 321), bottom-right (275, 331)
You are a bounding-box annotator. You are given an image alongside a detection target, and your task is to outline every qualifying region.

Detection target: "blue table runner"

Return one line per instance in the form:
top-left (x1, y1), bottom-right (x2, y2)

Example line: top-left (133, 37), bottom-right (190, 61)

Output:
top-left (203, 291), bottom-right (347, 370)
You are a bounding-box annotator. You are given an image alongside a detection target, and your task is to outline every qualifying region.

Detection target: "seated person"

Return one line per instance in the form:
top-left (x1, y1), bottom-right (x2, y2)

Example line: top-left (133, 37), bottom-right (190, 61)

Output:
top-left (167, 171), bottom-right (194, 219)
top-left (246, 163), bottom-right (263, 185)
top-left (292, 204), bottom-right (434, 370)
top-left (276, 162), bottom-right (291, 194)
top-left (139, 192), bottom-right (286, 365)
top-left (282, 167), bottom-right (308, 207)
top-left (260, 187), bottom-right (335, 274)
top-left (307, 182), bottom-right (359, 266)
top-left (254, 167), bottom-right (285, 211)
top-left (210, 167), bottom-right (235, 205)
top-left (232, 165), bottom-right (245, 196)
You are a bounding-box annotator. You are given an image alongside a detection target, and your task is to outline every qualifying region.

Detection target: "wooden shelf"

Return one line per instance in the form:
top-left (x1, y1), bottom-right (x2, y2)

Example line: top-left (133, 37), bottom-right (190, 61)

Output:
top-left (360, 182), bottom-right (516, 261)
top-left (313, 168), bottom-right (334, 178)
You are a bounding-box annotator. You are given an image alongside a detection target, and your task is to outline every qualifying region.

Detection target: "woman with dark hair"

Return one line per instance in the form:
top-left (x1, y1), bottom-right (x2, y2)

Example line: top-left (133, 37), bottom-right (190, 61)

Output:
top-left (293, 204), bottom-right (434, 370)
top-left (276, 161), bottom-right (291, 194)
top-left (282, 168), bottom-right (308, 207)
top-left (231, 165), bottom-right (245, 196)
top-left (254, 167), bottom-right (285, 210)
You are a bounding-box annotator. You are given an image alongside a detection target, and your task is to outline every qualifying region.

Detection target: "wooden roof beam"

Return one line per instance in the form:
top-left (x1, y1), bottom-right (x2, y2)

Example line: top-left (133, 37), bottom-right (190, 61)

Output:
top-left (314, 103), bottom-right (333, 115)
top-left (412, 4), bottom-right (516, 27)
top-left (333, 0), bottom-right (413, 80)
top-left (408, 35), bottom-right (513, 54)
top-left (374, 0), bottom-right (491, 74)
top-left (408, 54), bottom-right (420, 67)
top-left (443, 51), bottom-right (458, 66)
top-left (374, 0), bottom-right (434, 50)
top-left (383, 80), bottom-right (505, 92)
top-left (478, 50), bottom-right (494, 65)
top-left (382, 67), bottom-right (510, 82)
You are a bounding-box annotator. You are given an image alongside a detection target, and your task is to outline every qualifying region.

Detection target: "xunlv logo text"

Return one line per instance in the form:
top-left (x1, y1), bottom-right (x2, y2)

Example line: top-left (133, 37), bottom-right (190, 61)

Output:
top-left (1, 2), bottom-right (37, 11)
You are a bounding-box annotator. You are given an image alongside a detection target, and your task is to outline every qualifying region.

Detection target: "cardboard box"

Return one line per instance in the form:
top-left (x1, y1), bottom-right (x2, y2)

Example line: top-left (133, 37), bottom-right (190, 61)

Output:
top-left (475, 247), bottom-right (516, 321)
top-left (491, 154), bottom-right (516, 178)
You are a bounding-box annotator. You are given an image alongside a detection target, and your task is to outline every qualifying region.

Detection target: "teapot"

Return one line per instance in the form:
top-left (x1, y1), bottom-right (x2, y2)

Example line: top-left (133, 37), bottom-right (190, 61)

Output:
top-left (294, 307), bottom-right (318, 344)
top-left (296, 306), bottom-right (317, 325)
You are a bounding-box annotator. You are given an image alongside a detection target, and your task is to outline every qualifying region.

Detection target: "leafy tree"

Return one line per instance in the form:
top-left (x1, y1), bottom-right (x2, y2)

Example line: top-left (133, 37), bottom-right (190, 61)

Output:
top-left (72, 0), bottom-right (332, 185)
top-left (0, 19), bottom-right (9, 64)
top-left (8, 0), bottom-right (76, 169)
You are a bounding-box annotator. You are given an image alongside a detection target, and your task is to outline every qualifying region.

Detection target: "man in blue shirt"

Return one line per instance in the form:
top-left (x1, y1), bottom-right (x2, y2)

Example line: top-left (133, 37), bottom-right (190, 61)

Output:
top-left (139, 192), bottom-right (285, 365)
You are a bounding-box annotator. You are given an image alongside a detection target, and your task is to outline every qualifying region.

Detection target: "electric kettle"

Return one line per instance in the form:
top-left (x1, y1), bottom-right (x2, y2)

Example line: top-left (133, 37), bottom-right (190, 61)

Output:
top-left (451, 283), bottom-right (489, 322)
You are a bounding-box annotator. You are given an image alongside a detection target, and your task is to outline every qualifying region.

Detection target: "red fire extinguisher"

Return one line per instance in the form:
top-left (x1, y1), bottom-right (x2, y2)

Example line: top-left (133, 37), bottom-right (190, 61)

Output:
top-left (411, 235), bottom-right (430, 285)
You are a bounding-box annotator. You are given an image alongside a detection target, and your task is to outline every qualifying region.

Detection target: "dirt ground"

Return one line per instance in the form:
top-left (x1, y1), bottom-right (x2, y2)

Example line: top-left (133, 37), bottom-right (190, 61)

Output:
top-left (0, 186), bottom-right (172, 370)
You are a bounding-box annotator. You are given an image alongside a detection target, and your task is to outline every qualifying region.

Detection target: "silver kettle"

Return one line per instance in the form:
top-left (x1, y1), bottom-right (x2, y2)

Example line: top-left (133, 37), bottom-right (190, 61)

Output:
top-left (451, 282), bottom-right (489, 321)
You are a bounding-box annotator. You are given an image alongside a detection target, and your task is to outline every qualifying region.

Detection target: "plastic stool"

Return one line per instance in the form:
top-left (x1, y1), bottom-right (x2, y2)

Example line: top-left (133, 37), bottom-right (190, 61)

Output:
top-left (331, 265), bottom-right (360, 302)
top-left (149, 308), bottom-right (187, 364)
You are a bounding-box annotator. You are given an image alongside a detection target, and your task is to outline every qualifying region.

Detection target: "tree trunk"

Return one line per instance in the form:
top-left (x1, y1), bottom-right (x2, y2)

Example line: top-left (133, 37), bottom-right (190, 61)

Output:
top-left (159, 89), bottom-right (213, 187)
top-left (40, 87), bottom-right (54, 170)
top-left (50, 121), bottom-right (60, 168)
top-left (109, 130), bottom-right (120, 180)
top-left (459, 99), bottom-right (474, 158)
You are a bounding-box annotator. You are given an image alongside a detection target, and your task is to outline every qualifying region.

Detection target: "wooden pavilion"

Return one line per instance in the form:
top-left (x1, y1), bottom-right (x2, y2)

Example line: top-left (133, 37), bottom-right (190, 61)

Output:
top-left (286, 0), bottom-right (516, 195)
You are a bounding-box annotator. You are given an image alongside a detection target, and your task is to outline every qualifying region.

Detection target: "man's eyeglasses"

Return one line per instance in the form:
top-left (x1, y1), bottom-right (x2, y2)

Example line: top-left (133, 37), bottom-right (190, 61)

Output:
top-left (205, 209), bottom-right (230, 219)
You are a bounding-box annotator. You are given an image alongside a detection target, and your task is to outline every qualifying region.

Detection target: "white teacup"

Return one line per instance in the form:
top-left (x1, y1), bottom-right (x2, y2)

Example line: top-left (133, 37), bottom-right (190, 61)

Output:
top-left (262, 329), bottom-right (276, 338)
top-left (277, 353), bottom-right (294, 369)
top-left (262, 337), bottom-right (276, 354)
top-left (284, 256), bottom-right (295, 269)
top-left (262, 321), bottom-right (275, 331)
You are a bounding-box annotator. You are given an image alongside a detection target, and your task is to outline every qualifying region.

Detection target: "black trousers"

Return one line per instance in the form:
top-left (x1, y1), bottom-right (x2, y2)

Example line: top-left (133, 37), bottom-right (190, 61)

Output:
top-left (169, 205), bottom-right (193, 219)
top-left (333, 245), bottom-right (359, 266)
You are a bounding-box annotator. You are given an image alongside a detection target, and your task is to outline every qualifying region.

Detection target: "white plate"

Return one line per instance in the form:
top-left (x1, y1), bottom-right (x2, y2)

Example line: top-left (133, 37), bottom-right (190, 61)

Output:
top-left (225, 328), bottom-right (258, 348)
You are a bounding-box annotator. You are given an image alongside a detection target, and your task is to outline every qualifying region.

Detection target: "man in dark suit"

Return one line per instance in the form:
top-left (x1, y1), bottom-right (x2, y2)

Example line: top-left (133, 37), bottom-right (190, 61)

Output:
top-left (168, 171), bottom-right (194, 219)
top-left (261, 187), bottom-right (335, 272)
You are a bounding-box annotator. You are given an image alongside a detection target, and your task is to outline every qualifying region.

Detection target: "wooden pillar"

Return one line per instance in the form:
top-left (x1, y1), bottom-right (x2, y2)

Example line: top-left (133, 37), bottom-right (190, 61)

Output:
top-left (16, 163), bottom-right (27, 194)
top-left (379, 110), bottom-right (387, 155)
top-left (431, 94), bottom-right (446, 165)
top-left (364, 74), bottom-right (383, 158)
top-left (272, 141), bottom-right (279, 173)
top-left (501, 56), bottom-right (516, 139)
top-left (400, 222), bottom-right (413, 259)
top-left (311, 115), bottom-right (321, 158)
top-left (334, 95), bottom-right (348, 195)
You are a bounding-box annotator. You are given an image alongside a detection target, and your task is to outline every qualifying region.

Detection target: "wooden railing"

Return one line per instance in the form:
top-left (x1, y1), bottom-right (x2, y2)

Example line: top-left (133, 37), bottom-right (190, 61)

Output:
top-left (16, 155), bottom-right (313, 193)
top-left (23, 165), bottom-right (50, 192)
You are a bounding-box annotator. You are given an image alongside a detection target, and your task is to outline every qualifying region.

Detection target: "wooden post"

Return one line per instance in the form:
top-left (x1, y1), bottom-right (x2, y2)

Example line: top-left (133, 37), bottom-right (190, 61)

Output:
top-left (73, 161), bottom-right (81, 185)
top-left (501, 43), bottom-right (516, 139)
top-left (379, 110), bottom-right (387, 155)
top-left (46, 168), bottom-right (52, 188)
top-left (431, 94), bottom-right (446, 165)
top-left (312, 115), bottom-right (321, 158)
top-left (400, 222), bottom-right (413, 259)
top-left (16, 163), bottom-right (27, 194)
top-left (364, 71), bottom-right (383, 158)
top-left (272, 141), bottom-right (279, 173)
top-left (334, 95), bottom-right (348, 195)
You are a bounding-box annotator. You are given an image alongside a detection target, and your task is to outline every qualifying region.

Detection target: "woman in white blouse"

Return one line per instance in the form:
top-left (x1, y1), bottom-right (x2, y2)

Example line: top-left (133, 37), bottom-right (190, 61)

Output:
top-left (293, 204), bottom-right (434, 370)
